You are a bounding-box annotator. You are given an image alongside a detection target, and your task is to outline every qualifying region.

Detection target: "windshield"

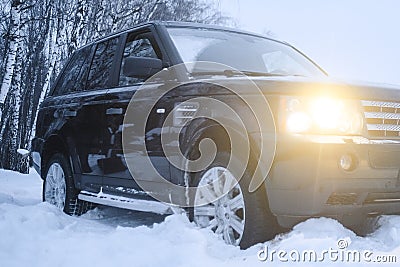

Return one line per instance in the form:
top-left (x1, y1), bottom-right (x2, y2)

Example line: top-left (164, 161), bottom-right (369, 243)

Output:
top-left (167, 27), bottom-right (326, 78)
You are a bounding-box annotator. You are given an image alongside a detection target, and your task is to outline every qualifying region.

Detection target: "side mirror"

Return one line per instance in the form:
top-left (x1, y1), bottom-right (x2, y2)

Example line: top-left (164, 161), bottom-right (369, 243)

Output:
top-left (123, 56), bottom-right (163, 80)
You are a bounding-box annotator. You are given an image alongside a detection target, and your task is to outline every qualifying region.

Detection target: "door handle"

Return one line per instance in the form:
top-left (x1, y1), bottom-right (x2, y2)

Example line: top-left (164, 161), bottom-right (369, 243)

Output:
top-left (106, 108), bottom-right (124, 115)
top-left (63, 109), bottom-right (77, 117)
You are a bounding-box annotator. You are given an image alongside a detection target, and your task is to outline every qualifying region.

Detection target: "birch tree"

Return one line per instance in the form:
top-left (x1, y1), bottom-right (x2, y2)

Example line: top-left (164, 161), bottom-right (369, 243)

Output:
top-left (0, 0), bottom-right (29, 170)
top-left (0, 0), bottom-right (229, 171)
top-left (0, 0), bottom-right (24, 120)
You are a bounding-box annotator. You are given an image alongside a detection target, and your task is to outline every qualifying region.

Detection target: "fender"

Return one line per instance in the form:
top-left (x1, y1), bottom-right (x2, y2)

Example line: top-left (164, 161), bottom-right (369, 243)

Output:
top-left (181, 117), bottom-right (267, 184)
top-left (41, 132), bottom-right (83, 189)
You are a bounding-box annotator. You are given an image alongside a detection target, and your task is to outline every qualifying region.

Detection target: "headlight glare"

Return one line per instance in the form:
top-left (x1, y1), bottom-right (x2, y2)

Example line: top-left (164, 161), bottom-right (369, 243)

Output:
top-left (280, 96), bottom-right (363, 135)
top-left (286, 112), bottom-right (312, 133)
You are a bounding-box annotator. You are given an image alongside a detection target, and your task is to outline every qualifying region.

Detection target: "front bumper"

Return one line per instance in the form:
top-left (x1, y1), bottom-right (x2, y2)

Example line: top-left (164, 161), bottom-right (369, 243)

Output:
top-left (266, 134), bottom-right (400, 227)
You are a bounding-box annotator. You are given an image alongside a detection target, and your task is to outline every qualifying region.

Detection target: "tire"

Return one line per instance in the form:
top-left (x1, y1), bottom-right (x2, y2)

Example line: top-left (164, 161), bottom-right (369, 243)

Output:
top-left (43, 153), bottom-right (93, 216)
top-left (189, 151), bottom-right (281, 249)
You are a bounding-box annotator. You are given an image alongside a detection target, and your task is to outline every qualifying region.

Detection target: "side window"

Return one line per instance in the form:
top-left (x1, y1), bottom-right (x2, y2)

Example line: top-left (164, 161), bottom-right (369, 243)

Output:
top-left (86, 37), bottom-right (119, 90)
top-left (75, 45), bottom-right (94, 90)
top-left (119, 32), bottom-right (160, 86)
top-left (52, 46), bottom-right (92, 96)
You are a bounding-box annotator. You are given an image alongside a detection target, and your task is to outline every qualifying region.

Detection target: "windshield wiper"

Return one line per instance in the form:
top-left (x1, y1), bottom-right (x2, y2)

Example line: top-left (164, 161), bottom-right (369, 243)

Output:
top-left (190, 69), bottom-right (294, 78)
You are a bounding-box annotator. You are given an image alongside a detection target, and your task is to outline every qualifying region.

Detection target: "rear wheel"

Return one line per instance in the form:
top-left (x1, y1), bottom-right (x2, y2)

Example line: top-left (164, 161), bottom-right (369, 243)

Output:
top-left (190, 151), bottom-right (281, 248)
top-left (43, 153), bottom-right (92, 215)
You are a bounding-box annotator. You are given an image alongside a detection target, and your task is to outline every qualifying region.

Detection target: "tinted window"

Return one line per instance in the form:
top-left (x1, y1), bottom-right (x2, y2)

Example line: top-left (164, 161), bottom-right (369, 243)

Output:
top-left (167, 27), bottom-right (325, 78)
top-left (119, 33), bottom-right (159, 86)
top-left (52, 46), bottom-right (92, 96)
top-left (75, 46), bottom-right (94, 90)
top-left (87, 37), bottom-right (119, 90)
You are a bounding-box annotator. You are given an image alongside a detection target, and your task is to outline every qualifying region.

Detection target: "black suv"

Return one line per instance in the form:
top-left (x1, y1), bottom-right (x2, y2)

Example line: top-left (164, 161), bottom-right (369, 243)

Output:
top-left (32, 21), bottom-right (400, 248)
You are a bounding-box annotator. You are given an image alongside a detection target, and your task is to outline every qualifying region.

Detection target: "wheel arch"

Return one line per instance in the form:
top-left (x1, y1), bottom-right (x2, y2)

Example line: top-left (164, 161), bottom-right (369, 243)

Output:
top-left (182, 118), bottom-right (269, 192)
top-left (41, 133), bottom-right (81, 187)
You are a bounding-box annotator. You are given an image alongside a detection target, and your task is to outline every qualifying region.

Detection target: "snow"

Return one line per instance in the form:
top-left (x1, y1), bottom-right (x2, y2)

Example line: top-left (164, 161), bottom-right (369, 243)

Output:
top-left (0, 169), bottom-right (399, 266)
top-left (16, 149), bottom-right (29, 156)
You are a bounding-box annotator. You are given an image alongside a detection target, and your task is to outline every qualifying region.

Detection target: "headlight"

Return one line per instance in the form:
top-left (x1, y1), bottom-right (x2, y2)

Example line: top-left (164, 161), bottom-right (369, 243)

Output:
top-left (280, 96), bottom-right (363, 135)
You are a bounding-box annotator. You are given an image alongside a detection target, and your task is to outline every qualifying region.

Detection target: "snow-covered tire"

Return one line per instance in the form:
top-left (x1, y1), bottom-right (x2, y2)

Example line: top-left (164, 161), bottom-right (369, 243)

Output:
top-left (43, 153), bottom-right (92, 216)
top-left (189, 151), bottom-right (281, 249)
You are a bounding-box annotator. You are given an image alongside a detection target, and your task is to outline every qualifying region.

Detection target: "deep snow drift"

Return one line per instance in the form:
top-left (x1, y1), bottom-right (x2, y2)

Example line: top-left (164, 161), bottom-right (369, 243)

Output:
top-left (0, 169), bottom-right (399, 267)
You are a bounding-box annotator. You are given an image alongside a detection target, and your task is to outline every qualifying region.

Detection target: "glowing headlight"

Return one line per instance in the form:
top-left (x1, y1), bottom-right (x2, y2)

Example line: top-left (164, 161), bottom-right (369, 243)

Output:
top-left (286, 112), bottom-right (312, 133)
top-left (281, 96), bottom-right (363, 135)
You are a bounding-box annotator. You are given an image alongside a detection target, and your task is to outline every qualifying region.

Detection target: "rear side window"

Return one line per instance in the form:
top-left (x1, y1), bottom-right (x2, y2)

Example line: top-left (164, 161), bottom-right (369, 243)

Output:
top-left (86, 37), bottom-right (119, 90)
top-left (52, 46), bottom-right (92, 96)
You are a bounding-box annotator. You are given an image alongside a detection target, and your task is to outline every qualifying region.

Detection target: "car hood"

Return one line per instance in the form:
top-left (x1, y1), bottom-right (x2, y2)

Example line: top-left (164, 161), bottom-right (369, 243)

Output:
top-left (198, 75), bottom-right (400, 101)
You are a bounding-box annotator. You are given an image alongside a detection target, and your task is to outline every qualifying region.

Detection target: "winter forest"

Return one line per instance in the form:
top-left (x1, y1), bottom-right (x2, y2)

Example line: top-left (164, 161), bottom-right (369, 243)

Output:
top-left (0, 0), bottom-right (226, 172)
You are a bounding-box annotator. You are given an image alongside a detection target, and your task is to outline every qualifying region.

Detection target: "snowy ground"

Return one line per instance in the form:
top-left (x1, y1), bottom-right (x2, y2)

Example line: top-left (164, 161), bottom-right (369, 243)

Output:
top-left (0, 169), bottom-right (399, 267)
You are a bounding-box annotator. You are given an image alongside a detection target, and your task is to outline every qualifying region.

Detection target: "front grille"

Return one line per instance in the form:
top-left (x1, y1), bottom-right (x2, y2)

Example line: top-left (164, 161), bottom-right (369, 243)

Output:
top-left (361, 100), bottom-right (400, 138)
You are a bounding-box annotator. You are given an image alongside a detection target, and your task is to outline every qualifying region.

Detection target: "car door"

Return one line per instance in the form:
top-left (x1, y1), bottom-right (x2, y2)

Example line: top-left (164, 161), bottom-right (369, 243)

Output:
top-left (73, 36), bottom-right (122, 192)
top-left (41, 44), bottom-right (105, 193)
top-left (101, 28), bottom-right (172, 198)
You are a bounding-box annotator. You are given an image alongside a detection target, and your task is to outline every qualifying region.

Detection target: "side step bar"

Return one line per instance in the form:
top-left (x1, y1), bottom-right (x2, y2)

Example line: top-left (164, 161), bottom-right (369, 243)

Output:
top-left (78, 190), bottom-right (175, 215)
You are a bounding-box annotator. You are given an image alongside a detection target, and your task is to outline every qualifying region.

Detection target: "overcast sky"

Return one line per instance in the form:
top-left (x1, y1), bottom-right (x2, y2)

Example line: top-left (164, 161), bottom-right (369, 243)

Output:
top-left (217, 0), bottom-right (400, 86)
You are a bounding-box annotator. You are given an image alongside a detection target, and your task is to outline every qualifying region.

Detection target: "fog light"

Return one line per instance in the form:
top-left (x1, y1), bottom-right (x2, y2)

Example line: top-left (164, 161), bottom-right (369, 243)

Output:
top-left (339, 154), bottom-right (356, 171)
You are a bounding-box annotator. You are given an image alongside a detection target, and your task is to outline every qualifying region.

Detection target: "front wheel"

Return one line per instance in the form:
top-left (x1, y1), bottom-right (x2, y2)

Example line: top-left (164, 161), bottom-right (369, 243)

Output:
top-left (191, 152), bottom-right (281, 248)
top-left (43, 153), bottom-right (92, 215)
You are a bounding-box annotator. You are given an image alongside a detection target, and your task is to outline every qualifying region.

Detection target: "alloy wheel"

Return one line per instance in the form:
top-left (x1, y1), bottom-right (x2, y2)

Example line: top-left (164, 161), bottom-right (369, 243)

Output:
top-left (44, 162), bottom-right (66, 210)
top-left (194, 166), bottom-right (245, 246)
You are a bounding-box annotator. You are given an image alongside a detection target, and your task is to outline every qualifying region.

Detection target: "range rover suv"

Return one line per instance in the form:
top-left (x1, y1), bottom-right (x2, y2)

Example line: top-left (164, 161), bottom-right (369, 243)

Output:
top-left (32, 21), bottom-right (400, 248)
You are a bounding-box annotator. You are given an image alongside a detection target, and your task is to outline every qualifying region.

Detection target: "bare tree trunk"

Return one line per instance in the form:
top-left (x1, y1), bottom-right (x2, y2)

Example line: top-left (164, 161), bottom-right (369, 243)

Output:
top-left (0, 17), bottom-right (26, 170)
top-left (28, 1), bottom-right (55, 142)
top-left (0, 0), bottom-right (23, 120)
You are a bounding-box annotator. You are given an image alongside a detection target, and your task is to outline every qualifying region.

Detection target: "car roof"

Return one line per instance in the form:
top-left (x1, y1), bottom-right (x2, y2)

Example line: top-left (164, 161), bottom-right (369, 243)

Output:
top-left (78, 21), bottom-right (288, 51)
